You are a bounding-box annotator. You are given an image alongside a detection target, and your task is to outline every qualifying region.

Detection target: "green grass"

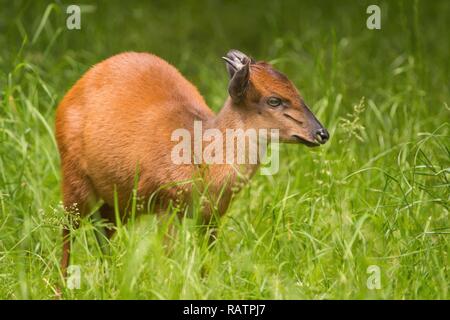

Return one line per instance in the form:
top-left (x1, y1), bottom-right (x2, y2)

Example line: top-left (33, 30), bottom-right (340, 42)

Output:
top-left (0, 0), bottom-right (448, 299)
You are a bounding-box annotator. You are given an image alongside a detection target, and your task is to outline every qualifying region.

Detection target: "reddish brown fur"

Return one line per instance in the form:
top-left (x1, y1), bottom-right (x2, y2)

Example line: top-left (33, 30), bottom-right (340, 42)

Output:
top-left (56, 51), bottom-right (328, 279)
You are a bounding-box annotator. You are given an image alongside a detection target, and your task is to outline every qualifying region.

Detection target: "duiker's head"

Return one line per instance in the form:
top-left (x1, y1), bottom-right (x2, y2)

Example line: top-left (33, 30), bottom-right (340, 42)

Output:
top-left (223, 49), bottom-right (329, 147)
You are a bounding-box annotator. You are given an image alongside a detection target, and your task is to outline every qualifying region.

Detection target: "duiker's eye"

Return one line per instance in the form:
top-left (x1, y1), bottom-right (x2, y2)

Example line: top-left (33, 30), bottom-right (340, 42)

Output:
top-left (267, 97), bottom-right (282, 107)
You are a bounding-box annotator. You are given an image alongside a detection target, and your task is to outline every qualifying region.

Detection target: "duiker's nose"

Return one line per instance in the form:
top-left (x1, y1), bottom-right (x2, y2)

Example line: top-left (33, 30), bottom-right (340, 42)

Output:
top-left (315, 128), bottom-right (329, 144)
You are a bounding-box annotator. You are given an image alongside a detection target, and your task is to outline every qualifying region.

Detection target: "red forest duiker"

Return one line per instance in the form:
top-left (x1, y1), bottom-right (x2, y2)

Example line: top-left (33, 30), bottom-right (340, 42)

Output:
top-left (55, 49), bottom-right (329, 277)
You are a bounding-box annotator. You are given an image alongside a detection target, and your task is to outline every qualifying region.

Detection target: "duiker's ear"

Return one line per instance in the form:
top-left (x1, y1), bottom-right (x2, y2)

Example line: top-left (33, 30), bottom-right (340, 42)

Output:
top-left (222, 49), bottom-right (254, 79)
top-left (222, 50), bottom-right (252, 102)
top-left (226, 61), bottom-right (250, 102)
top-left (222, 49), bottom-right (254, 78)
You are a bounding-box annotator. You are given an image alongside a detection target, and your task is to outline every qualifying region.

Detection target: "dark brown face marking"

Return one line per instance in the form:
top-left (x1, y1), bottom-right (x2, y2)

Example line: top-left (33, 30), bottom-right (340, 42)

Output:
top-left (249, 62), bottom-right (300, 104)
top-left (266, 65), bottom-right (290, 82)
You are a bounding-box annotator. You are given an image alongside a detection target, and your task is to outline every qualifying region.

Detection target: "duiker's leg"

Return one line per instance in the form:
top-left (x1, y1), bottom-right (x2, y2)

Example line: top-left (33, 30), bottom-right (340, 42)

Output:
top-left (60, 167), bottom-right (95, 281)
top-left (98, 203), bottom-right (117, 239)
top-left (60, 228), bottom-right (71, 278)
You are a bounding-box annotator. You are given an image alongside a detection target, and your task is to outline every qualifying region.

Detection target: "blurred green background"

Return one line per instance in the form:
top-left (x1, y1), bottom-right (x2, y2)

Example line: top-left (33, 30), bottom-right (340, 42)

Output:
top-left (0, 0), bottom-right (448, 299)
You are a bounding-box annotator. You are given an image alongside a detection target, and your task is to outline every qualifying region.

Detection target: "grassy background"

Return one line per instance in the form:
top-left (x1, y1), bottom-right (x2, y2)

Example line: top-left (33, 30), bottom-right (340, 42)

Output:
top-left (0, 0), bottom-right (448, 299)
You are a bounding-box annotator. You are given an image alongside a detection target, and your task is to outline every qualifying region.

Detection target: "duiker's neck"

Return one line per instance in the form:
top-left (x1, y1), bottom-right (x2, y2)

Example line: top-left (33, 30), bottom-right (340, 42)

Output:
top-left (198, 99), bottom-right (256, 216)
top-left (203, 97), bottom-right (263, 180)
top-left (206, 98), bottom-right (245, 132)
top-left (207, 98), bottom-right (264, 166)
